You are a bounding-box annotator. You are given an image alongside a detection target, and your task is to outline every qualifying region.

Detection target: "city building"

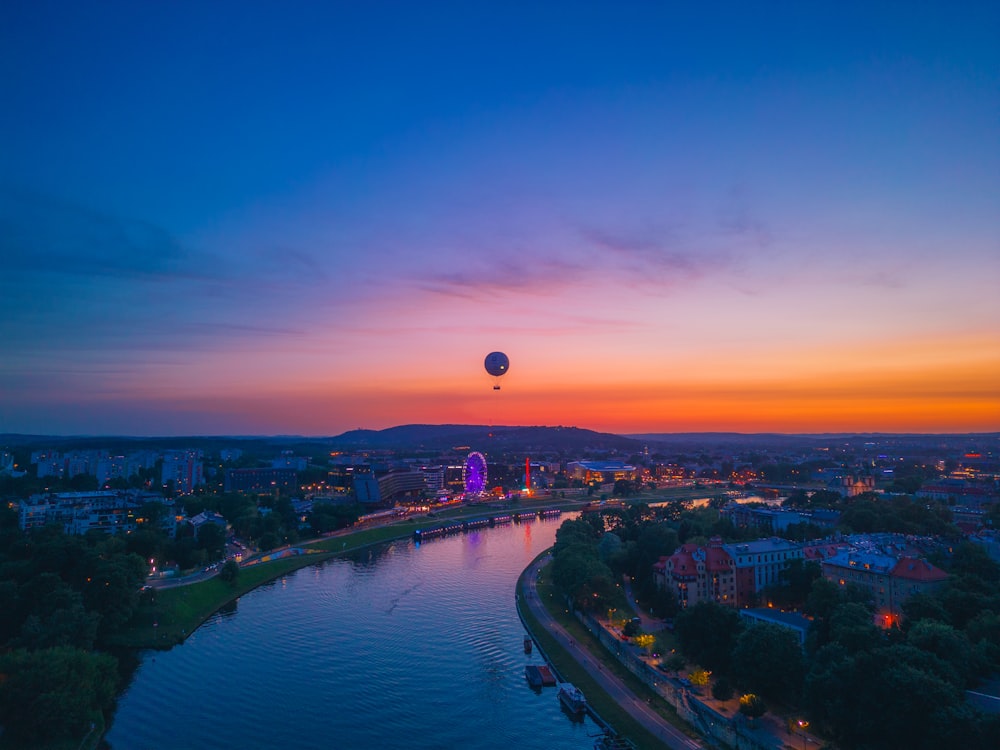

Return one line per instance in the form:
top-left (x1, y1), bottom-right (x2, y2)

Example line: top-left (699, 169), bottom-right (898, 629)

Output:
top-left (162, 451), bottom-right (204, 493)
top-left (272, 452), bottom-right (308, 471)
top-left (566, 461), bottom-right (637, 483)
top-left (820, 550), bottom-right (947, 628)
top-left (353, 475), bottom-right (382, 504)
top-left (829, 475), bottom-right (876, 498)
top-left (224, 467), bottom-right (297, 493)
top-left (17, 490), bottom-right (170, 536)
top-left (719, 502), bottom-right (841, 533)
top-left (653, 539), bottom-right (736, 608)
top-left (189, 510), bottom-right (228, 532)
top-left (420, 465), bottom-right (445, 494)
top-left (0, 450), bottom-right (23, 477)
top-left (917, 479), bottom-right (997, 507)
top-left (377, 469), bottom-right (427, 503)
top-left (723, 537), bottom-right (804, 606)
top-left (96, 455), bottom-right (128, 486)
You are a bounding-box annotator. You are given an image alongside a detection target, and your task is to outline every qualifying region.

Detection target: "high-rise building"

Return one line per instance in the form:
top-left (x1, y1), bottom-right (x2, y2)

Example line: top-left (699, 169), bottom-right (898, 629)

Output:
top-left (162, 451), bottom-right (204, 494)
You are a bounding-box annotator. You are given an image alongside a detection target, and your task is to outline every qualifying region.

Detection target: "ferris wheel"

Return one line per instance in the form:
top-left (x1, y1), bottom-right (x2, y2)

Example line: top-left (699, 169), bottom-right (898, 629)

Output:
top-left (464, 451), bottom-right (488, 495)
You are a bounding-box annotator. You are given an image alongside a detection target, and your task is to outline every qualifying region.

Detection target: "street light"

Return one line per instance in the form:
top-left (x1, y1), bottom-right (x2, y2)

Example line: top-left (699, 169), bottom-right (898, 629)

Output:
top-left (797, 720), bottom-right (810, 750)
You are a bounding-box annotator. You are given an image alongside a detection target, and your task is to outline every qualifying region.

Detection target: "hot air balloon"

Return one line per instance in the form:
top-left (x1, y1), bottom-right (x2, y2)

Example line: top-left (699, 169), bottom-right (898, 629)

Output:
top-left (484, 352), bottom-right (509, 390)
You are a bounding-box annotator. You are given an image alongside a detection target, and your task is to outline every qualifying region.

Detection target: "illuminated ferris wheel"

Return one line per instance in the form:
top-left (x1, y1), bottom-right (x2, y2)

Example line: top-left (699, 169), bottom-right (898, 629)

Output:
top-left (464, 451), bottom-right (487, 495)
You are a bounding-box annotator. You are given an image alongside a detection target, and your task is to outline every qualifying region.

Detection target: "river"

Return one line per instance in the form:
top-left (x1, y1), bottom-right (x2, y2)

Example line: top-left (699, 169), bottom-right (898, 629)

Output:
top-left (106, 516), bottom-right (601, 749)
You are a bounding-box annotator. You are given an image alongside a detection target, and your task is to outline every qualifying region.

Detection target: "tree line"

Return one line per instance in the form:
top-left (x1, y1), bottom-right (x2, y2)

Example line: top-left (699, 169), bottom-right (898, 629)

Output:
top-left (0, 507), bottom-right (143, 745)
top-left (0, 489), bottom-right (362, 746)
top-left (549, 502), bottom-right (1000, 750)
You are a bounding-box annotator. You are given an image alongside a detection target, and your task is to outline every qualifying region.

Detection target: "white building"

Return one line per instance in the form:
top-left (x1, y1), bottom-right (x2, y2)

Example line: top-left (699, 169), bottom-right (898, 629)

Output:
top-left (162, 451), bottom-right (204, 493)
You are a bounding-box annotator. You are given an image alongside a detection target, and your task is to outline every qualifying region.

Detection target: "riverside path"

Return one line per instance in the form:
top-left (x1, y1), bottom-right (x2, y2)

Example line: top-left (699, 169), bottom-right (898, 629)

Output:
top-left (522, 555), bottom-right (703, 750)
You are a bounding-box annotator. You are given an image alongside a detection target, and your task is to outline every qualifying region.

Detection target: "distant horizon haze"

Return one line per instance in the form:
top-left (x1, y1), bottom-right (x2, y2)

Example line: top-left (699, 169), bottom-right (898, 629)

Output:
top-left (2, 423), bottom-right (997, 443)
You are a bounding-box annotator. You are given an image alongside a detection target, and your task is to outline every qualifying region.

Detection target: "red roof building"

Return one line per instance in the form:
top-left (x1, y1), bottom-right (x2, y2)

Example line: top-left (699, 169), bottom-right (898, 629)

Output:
top-left (821, 552), bottom-right (948, 628)
top-left (653, 538), bottom-right (737, 608)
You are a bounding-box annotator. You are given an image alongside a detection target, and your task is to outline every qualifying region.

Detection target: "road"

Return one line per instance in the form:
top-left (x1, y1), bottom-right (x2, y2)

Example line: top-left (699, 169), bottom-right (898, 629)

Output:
top-left (522, 555), bottom-right (702, 750)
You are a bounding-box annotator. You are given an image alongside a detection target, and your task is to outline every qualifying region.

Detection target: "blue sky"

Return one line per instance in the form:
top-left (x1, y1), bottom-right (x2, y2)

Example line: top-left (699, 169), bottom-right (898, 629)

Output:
top-left (2, 2), bottom-right (998, 435)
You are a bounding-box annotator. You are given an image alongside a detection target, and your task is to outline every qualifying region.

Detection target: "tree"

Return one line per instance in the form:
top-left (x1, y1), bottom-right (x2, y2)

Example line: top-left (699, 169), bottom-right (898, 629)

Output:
top-left (81, 551), bottom-right (146, 642)
top-left (804, 577), bottom-right (874, 654)
top-left (688, 668), bottom-right (710, 690)
top-left (13, 573), bottom-right (98, 650)
top-left (597, 532), bottom-right (623, 562)
top-left (662, 652), bottom-right (686, 673)
top-left (674, 602), bottom-right (742, 673)
top-left (731, 623), bottom-right (805, 705)
top-left (829, 602), bottom-right (882, 654)
top-left (219, 559), bottom-right (240, 585)
top-left (309, 501), bottom-right (360, 534)
top-left (0, 646), bottom-right (118, 744)
top-left (258, 531), bottom-right (280, 551)
top-left (633, 633), bottom-right (656, 653)
top-left (950, 541), bottom-right (1000, 583)
top-left (712, 677), bottom-right (734, 701)
top-left (901, 591), bottom-right (951, 627)
top-left (551, 547), bottom-right (615, 610)
top-left (966, 610), bottom-right (1000, 671)
top-left (632, 522), bottom-right (678, 583)
top-left (553, 518), bottom-right (600, 556)
top-left (196, 522), bottom-right (227, 559)
top-left (906, 619), bottom-right (978, 686)
top-left (805, 643), bottom-right (969, 750)
top-left (777, 559), bottom-right (821, 604)
top-left (738, 693), bottom-right (766, 722)
top-left (613, 479), bottom-right (638, 497)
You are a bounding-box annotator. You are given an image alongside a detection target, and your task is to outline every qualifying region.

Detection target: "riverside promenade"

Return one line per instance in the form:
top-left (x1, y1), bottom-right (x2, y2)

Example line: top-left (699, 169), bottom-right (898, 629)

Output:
top-left (519, 556), bottom-right (802, 750)
top-left (519, 554), bottom-right (703, 750)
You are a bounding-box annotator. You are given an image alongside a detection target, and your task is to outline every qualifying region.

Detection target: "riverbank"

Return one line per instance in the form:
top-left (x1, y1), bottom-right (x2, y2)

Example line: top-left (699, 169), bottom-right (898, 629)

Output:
top-left (103, 512), bottom-right (600, 750)
top-left (516, 557), bottom-right (703, 750)
top-left (115, 487), bottom-right (723, 649)
top-left (113, 497), bottom-right (592, 649)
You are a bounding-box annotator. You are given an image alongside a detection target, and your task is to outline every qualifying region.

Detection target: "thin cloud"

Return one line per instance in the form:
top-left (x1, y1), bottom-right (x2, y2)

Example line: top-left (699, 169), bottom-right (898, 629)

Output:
top-left (348, 313), bottom-right (642, 338)
top-left (581, 225), bottom-right (729, 286)
top-left (416, 253), bottom-right (589, 298)
top-left (844, 268), bottom-right (908, 289)
top-left (252, 245), bottom-right (330, 283)
top-left (0, 188), bottom-right (218, 281)
top-left (717, 186), bottom-right (773, 250)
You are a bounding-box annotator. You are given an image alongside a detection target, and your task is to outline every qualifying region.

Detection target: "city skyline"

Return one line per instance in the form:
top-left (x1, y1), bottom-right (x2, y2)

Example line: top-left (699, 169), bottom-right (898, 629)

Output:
top-left (2, 2), bottom-right (998, 437)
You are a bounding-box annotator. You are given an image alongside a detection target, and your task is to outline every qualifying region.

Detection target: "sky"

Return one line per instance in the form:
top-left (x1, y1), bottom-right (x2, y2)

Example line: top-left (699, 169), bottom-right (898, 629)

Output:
top-left (1, 1), bottom-right (998, 437)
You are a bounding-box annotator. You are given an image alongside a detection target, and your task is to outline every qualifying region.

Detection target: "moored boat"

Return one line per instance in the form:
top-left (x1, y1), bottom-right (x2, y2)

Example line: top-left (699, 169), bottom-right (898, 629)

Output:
top-left (557, 683), bottom-right (587, 716)
top-left (524, 664), bottom-right (556, 687)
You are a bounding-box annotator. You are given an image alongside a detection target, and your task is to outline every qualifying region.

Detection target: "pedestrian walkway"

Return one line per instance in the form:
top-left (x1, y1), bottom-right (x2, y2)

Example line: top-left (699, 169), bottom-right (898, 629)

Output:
top-left (521, 557), bottom-right (814, 750)
top-left (520, 555), bottom-right (702, 750)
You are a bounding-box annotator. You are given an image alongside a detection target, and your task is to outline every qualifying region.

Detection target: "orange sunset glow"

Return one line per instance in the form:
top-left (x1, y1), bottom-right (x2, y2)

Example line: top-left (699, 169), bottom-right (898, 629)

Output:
top-left (1, 4), bottom-right (997, 437)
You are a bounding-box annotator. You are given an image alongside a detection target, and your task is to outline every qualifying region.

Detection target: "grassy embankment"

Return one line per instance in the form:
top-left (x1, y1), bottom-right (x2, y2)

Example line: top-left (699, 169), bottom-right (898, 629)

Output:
top-left (114, 519), bottom-right (427, 649)
top-left (114, 496), bottom-right (593, 649)
top-left (517, 560), bottom-right (701, 750)
top-left (115, 487), bottom-right (717, 649)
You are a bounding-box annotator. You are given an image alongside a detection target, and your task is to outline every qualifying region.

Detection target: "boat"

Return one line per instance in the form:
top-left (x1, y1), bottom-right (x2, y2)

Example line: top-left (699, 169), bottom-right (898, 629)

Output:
top-left (557, 683), bottom-right (587, 716)
top-left (593, 730), bottom-right (638, 750)
top-left (524, 664), bottom-right (556, 687)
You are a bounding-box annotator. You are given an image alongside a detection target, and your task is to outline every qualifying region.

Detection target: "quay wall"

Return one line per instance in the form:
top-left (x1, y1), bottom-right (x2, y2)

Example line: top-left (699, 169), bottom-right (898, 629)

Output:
top-left (575, 610), bottom-right (786, 750)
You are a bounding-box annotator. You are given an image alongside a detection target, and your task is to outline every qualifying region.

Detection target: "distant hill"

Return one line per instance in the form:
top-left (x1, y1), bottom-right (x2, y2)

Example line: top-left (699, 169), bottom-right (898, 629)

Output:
top-left (328, 424), bottom-right (643, 453)
top-left (4, 428), bottom-right (994, 457)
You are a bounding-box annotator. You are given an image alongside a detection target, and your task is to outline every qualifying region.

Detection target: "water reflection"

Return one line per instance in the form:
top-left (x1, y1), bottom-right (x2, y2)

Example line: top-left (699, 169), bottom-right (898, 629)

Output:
top-left (107, 518), bottom-right (598, 750)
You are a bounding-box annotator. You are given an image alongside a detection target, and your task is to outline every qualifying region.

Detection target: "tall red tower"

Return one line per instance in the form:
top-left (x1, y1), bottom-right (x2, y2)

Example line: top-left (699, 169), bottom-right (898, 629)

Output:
top-left (525, 457), bottom-right (531, 494)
